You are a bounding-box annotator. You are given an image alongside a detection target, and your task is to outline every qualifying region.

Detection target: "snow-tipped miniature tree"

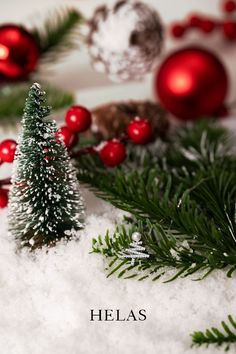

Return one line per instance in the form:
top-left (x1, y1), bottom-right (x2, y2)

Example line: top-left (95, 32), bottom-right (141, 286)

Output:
top-left (8, 83), bottom-right (84, 249)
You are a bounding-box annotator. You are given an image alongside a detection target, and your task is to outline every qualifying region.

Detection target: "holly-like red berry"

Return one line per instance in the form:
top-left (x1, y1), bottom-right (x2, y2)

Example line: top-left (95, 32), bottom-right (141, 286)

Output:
top-left (99, 140), bottom-right (126, 167)
top-left (223, 0), bottom-right (236, 12)
top-left (170, 23), bottom-right (186, 38)
top-left (127, 118), bottom-right (152, 145)
top-left (0, 139), bottom-right (17, 163)
top-left (188, 14), bottom-right (202, 28)
top-left (65, 105), bottom-right (92, 133)
top-left (200, 18), bottom-right (216, 33)
top-left (0, 189), bottom-right (8, 208)
top-left (56, 126), bottom-right (78, 149)
top-left (222, 21), bottom-right (236, 40)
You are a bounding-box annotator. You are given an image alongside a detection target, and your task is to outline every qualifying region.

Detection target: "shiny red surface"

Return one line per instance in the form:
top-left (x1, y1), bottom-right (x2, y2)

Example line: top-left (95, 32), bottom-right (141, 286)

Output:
top-left (155, 47), bottom-right (228, 120)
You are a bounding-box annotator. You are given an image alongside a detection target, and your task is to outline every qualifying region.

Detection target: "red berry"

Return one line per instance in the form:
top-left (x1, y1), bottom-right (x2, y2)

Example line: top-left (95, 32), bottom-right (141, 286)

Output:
top-left (56, 126), bottom-right (78, 149)
top-left (127, 118), bottom-right (152, 145)
top-left (188, 14), bottom-right (202, 28)
top-left (200, 18), bottom-right (216, 33)
top-left (0, 139), bottom-right (17, 163)
top-left (223, 0), bottom-right (236, 12)
top-left (222, 21), bottom-right (236, 40)
top-left (65, 106), bottom-right (92, 133)
top-left (99, 140), bottom-right (126, 167)
top-left (0, 189), bottom-right (8, 208)
top-left (170, 23), bottom-right (186, 38)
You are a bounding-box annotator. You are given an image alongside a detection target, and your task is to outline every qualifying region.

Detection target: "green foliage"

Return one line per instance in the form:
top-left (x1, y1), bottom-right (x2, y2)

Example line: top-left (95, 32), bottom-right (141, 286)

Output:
top-left (74, 121), bottom-right (236, 280)
top-left (0, 83), bottom-right (74, 122)
top-left (32, 8), bottom-right (83, 64)
top-left (8, 83), bottom-right (84, 249)
top-left (191, 315), bottom-right (236, 351)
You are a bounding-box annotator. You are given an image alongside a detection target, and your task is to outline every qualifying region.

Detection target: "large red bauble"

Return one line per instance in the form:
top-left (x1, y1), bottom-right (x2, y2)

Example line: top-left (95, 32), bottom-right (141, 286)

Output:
top-left (0, 139), bottom-right (17, 163)
top-left (155, 47), bottom-right (228, 121)
top-left (0, 25), bottom-right (39, 80)
top-left (99, 140), bottom-right (126, 167)
top-left (65, 106), bottom-right (92, 133)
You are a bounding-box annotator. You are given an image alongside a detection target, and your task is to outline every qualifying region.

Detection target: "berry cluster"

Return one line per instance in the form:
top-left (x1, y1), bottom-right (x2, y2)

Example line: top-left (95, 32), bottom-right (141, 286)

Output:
top-left (171, 0), bottom-right (236, 40)
top-left (64, 106), bottom-right (152, 167)
top-left (0, 106), bottom-right (153, 208)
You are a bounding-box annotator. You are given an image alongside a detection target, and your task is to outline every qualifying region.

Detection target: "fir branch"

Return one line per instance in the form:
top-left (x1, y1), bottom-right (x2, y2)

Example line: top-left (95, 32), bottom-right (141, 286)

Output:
top-left (0, 83), bottom-right (74, 122)
top-left (191, 315), bottom-right (236, 351)
top-left (74, 121), bottom-right (236, 280)
top-left (32, 8), bottom-right (83, 64)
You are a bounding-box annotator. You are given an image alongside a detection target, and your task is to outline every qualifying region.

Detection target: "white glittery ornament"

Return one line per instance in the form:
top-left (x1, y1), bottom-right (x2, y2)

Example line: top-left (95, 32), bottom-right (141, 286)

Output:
top-left (87, 0), bottom-right (163, 82)
top-left (118, 231), bottom-right (149, 266)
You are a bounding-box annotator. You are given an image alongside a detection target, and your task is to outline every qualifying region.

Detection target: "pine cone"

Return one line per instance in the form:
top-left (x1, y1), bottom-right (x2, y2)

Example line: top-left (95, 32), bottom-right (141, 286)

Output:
top-left (91, 101), bottom-right (169, 140)
top-left (87, 1), bottom-right (163, 82)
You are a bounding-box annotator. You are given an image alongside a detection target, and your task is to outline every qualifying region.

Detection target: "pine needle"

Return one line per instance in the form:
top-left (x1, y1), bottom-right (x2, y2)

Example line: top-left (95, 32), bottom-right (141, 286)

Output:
top-left (191, 315), bottom-right (236, 351)
top-left (32, 8), bottom-right (83, 65)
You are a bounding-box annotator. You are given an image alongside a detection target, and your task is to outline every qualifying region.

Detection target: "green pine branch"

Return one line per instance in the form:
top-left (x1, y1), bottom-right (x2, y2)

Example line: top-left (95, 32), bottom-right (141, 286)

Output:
top-left (191, 315), bottom-right (236, 351)
top-left (74, 121), bottom-right (236, 280)
top-left (32, 8), bottom-right (83, 64)
top-left (0, 83), bottom-right (74, 122)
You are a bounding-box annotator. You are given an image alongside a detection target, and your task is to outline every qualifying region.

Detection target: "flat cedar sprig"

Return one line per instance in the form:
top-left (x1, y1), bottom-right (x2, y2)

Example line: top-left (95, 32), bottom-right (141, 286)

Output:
top-left (191, 315), bottom-right (236, 351)
top-left (74, 120), bottom-right (236, 281)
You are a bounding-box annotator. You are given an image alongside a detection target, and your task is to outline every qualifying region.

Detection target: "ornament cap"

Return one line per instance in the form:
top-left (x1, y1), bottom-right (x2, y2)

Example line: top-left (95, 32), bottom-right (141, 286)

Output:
top-left (132, 232), bottom-right (142, 242)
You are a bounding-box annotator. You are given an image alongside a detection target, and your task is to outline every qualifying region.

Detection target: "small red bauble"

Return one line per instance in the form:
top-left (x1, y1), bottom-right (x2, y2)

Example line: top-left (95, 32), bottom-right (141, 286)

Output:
top-left (200, 19), bottom-right (216, 33)
top-left (0, 139), bottom-right (17, 163)
top-left (127, 118), bottom-right (152, 145)
top-left (0, 189), bottom-right (8, 208)
top-left (99, 140), bottom-right (126, 167)
top-left (223, 0), bottom-right (236, 12)
top-left (222, 21), bottom-right (236, 40)
top-left (154, 47), bottom-right (228, 120)
top-left (56, 126), bottom-right (78, 149)
top-left (65, 106), bottom-right (92, 133)
top-left (0, 25), bottom-right (39, 80)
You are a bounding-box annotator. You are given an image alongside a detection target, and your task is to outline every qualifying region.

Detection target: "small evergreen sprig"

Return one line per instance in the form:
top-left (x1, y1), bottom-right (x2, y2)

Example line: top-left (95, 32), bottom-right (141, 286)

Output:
top-left (0, 83), bottom-right (74, 122)
top-left (32, 8), bottom-right (83, 65)
top-left (75, 121), bottom-right (236, 280)
top-left (191, 315), bottom-right (236, 351)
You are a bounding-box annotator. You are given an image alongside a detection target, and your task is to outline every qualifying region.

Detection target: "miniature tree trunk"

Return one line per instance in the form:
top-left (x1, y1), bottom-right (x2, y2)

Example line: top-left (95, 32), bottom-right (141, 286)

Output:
top-left (8, 83), bottom-right (84, 249)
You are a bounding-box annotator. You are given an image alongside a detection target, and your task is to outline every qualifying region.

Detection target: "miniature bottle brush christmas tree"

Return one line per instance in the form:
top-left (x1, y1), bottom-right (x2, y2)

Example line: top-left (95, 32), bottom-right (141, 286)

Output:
top-left (8, 83), bottom-right (84, 250)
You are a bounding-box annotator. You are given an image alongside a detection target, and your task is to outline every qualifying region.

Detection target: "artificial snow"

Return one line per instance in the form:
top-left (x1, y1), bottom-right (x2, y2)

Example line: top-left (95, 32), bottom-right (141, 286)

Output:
top-left (0, 188), bottom-right (236, 354)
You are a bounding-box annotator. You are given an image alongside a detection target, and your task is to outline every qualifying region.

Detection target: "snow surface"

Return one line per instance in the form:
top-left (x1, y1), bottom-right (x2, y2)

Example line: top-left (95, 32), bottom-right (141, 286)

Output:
top-left (0, 187), bottom-right (236, 354)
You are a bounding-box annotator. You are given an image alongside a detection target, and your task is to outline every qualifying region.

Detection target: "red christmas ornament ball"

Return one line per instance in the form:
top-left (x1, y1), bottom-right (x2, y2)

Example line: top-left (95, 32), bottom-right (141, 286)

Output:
top-left (99, 140), bottom-right (126, 167)
top-left (223, 0), bottom-right (236, 12)
top-left (0, 25), bottom-right (39, 80)
top-left (127, 118), bottom-right (152, 144)
top-left (155, 47), bottom-right (228, 120)
top-left (65, 106), bottom-right (92, 133)
top-left (0, 139), bottom-right (17, 163)
top-left (0, 189), bottom-right (8, 208)
top-left (222, 21), bottom-right (236, 40)
top-left (56, 126), bottom-right (78, 149)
